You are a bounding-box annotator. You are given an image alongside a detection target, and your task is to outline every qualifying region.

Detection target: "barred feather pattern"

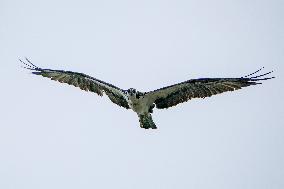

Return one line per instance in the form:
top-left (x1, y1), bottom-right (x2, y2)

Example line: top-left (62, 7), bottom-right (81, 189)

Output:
top-left (20, 58), bottom-right (129, 109)
top-left (147, 68), bottom-right (274, 109)
top-left (138, 113), bottom-right (157, 129)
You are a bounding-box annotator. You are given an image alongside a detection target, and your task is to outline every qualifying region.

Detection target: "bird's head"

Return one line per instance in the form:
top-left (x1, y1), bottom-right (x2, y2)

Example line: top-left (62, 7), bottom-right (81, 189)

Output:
top-left (127, 88), bottom-right (137, 96)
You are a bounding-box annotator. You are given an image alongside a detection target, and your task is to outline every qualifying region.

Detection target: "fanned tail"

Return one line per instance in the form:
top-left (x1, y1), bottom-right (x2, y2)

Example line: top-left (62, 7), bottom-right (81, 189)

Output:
top-left (138, 113), bottom-right (157, 129)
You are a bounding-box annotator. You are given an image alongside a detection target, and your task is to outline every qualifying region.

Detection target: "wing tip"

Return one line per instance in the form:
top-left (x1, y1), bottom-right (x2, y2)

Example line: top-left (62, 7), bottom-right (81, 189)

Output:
top-left (242, 68), bottom-right (275, 83)
top-left (20, 57), bottom-right (41, 71)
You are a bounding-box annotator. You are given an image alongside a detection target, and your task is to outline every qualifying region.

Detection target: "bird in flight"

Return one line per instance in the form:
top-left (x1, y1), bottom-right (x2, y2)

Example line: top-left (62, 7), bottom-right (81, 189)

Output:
top-left (21, 58), bottom-right (274, 129)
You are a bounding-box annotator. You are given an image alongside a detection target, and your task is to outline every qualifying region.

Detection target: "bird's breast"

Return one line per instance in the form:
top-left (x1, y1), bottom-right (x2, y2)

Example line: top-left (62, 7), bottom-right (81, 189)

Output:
top-left (128, 96), bottom-right (149, 114)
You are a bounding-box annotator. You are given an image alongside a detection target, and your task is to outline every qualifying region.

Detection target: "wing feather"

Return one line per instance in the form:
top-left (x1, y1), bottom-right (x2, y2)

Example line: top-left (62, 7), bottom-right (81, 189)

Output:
top-left (21, 58), bottom-right (129, 109)
top-left (145, 69), bottom-right (274, 109)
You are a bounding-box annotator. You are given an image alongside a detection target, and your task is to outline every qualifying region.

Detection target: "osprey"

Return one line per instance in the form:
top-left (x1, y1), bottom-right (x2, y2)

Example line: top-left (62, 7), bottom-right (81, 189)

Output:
top-left (21, 58), bottom-right (274, 129)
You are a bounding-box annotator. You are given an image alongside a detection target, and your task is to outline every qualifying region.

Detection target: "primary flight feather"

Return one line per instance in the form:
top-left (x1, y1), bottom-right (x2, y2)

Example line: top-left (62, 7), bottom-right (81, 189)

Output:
top-left (21, 58), bottom-right (274, 129)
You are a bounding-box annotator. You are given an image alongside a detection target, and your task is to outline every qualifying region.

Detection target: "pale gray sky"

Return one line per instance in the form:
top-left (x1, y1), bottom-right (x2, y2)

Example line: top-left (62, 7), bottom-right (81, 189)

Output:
top-left (0, 0), bottom-right (283, 188)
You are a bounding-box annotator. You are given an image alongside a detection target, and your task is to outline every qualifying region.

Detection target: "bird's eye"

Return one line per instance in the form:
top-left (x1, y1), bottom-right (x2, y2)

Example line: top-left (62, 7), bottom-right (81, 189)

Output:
top-left (128, 88), bottom-right (135, 93)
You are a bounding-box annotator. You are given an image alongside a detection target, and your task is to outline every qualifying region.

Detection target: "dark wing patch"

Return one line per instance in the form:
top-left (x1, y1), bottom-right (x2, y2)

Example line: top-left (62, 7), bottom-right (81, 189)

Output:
top-left (21, 58), bottom-right (130, 109)
top-left (104, 89), bottom-right (129, 109)
top-left (145, 68), bottom-right (274, 109)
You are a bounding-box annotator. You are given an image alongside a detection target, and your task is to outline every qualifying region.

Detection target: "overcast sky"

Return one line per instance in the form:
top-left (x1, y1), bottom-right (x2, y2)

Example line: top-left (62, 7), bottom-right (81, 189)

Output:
top-left (0, 0), bottom-right (283, 188)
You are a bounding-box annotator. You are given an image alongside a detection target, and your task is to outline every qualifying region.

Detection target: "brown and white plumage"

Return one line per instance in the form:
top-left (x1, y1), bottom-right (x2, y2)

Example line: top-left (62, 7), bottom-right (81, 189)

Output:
top-left (21, 58), bottom-right (274, 129)
top-left (21, 58), bottom-right (129, 109)
top-left (144, 68), bottom-right (274, 109)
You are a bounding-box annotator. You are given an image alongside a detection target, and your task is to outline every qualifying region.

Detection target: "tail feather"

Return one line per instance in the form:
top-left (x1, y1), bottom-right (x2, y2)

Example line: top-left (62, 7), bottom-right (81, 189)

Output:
top-left (138, 113), bottom-right (157, 129)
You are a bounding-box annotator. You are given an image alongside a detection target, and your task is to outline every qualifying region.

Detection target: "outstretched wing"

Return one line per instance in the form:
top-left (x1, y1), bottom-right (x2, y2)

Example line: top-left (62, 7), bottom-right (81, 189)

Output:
top-left (21, 58), bottom-right (130, 109)
top-left (145, 68), bottom-right (274, 109)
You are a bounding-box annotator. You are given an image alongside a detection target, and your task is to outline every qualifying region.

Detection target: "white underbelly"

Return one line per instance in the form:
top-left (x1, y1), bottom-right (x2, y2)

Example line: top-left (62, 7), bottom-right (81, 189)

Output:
top-left (128, 97), bottom-right (149, 114)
